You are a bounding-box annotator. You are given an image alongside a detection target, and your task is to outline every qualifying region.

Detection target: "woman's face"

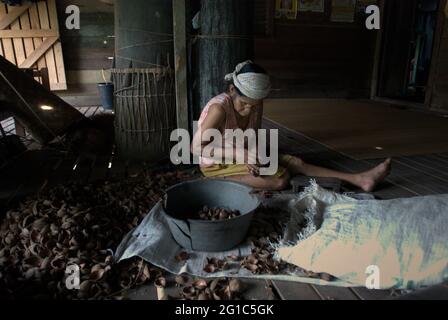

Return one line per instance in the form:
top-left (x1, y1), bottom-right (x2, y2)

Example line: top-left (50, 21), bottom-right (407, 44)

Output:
top-left (229, 85), bottom-right (262, 117)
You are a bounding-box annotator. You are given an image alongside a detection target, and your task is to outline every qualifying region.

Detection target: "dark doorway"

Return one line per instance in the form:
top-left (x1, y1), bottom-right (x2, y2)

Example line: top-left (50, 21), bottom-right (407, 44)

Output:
top-left (377, 0), bottom-right (440, 104)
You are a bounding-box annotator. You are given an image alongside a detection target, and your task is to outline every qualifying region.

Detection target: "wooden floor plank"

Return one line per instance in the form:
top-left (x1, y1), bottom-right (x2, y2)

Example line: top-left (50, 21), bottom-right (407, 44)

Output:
top-left (124, 277), bottom-right (276, 301)
top-left (426, 153), bottom-right (448, 164)
top-left (391, 284), bottom-right (448, 300)
top-left (268, 115), bottom-right (442, 202)
top-left (84, 106), bottom-right (99, 118)
top-left (92, 106), bottom-right (103, 117)
top-left (264, 119), bottom-right (431, 199)
top-left (372, 183), bottom-right (418, 199)
top-left (397, 156), bottom-right (448, 182)
top-left (351, 287), bottom-right (394, 300)
top-left (1, 118), bottom-right (15, 133)
top-left (272, 281), bottom-right (322, 300)
top-left (242, 279), bottom-right (278, 300)
top-left (375, 160), bottom-right (448, 195)
top-left (436, 153), bottom-right (448, 158)
top-left (312, 285), bottom-right (360, 300)
top-left (264, 99), bottom-right (448, 160)
top-left (75, 107), bottom-right (90, 116)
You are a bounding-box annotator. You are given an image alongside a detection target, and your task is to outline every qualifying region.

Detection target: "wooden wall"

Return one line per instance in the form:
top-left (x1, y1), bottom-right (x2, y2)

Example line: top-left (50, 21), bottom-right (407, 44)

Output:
top-left (56, 0), bottom-right (114, 88)
top-left (54, 0), bottom-right (380, 99)
top-left (254, 0), bottom-right (378, 98)
top-left (429, 2), bottom-right (448, 112)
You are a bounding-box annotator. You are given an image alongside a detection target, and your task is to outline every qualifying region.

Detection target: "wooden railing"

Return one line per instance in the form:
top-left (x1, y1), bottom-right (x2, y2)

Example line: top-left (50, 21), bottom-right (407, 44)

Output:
top-left (0, 68), bottom-right (50, 139)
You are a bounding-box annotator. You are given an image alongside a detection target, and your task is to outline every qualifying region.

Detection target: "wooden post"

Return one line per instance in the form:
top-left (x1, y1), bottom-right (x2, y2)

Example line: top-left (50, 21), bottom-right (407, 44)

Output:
top-left (114, 0), bottom-right (176, 161)
top-left (425, 0), bottom-right (447, 109)
top-left (196, 0), bottom-right (253, 118)
top-left (173, 0), bottom-right (189, 131)
top-left (370, 0), bottom-right (387, 100)
top-left (115, 0), bottom-right (173, 68)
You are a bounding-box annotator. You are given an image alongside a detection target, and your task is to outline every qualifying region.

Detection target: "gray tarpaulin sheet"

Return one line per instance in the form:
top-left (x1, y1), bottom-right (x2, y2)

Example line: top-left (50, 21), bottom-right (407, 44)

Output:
top-left (115, 192), bottom-right (357, 287)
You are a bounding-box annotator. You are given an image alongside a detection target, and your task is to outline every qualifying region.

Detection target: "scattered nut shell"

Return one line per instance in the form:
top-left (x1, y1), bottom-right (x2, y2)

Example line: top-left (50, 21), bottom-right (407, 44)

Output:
top-left (203, 264), bottom-right (216, 273)
top-left (154, 277), bottom-right (167, 288)
top-left (175, 251), bottom-right (189, 262)
top-left (229, 279), bottom-right (242, 293)
top-left (175, 274), bottom-right (189, 286)
top-left (193, 279), bottom-right (208, 290)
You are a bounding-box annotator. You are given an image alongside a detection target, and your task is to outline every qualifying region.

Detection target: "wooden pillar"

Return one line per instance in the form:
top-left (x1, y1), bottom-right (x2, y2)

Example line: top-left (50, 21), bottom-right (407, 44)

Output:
top-left (195, 0), bottom-right (254, 118)
top-left (114, 0), bottom-right (176, 162)
top-left (115, 0), bottom-right (174, 68)
top-left (173, 0), bottom-right (189, 131)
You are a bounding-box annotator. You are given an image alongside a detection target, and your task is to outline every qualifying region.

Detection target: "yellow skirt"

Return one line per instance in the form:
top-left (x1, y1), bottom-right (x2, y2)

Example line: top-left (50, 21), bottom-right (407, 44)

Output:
top-left (201, 154), bottom-right (293, 178)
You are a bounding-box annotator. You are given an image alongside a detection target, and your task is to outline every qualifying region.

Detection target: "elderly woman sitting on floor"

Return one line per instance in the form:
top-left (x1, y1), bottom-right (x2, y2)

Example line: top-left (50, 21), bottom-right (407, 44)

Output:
top-left (191, 61), bottom-right (391, 191)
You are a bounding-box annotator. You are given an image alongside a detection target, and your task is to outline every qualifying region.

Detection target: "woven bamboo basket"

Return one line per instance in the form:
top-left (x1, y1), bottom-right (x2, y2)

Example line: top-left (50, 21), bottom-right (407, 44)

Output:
top-left (111, 68), bottom-right (176, 162)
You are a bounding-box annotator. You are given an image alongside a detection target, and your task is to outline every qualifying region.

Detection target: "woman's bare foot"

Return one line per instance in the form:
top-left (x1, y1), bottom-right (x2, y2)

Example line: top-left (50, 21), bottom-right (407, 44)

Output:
top-left (357, 158), bottom-right (392, 192)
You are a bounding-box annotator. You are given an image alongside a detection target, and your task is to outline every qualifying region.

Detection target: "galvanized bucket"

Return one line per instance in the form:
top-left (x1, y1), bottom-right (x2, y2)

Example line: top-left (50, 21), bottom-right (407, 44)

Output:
top-left (162, 179), bottom-right (260, 252)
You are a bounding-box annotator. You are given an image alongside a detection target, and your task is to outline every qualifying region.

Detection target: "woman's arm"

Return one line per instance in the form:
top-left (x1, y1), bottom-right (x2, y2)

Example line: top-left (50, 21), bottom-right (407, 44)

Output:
top-left (192, 104), bottom-right (247, 163)
top-left (245, 102), bottom-right (265, 177)
top-left (255, 102), bottom-right (264, 130)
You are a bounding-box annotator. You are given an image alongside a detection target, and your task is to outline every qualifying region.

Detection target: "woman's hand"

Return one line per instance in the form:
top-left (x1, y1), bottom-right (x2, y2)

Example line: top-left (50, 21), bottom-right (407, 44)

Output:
top-left (246, 164), bottom-right (260, 177)
top-left (239, 148), bottom-right (262, 176)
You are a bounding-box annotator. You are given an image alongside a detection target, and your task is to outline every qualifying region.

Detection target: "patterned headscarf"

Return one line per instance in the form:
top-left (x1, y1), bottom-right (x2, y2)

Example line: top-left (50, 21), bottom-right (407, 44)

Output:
top-left (224, 60), bottom-right (271, 100)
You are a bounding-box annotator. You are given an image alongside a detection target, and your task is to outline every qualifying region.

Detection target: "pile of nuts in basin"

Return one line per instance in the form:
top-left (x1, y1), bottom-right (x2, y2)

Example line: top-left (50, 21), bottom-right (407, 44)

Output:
top-left (196, 206), bottom-right (241, 221)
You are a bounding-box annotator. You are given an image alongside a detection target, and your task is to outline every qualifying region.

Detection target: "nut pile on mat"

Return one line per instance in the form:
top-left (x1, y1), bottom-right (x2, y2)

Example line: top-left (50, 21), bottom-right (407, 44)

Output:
top-left (239, 207), bottom-right (334, 281)
top-left (195, 207), bottom-right (335, 281)
top-left (0, 170), bottom-right (192, 300)
top-left (197, 206), bottom-right (241, 221)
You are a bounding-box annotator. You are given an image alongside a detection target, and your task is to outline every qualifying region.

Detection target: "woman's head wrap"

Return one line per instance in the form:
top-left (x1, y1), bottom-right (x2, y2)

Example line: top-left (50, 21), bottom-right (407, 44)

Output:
top-left (224, 60), bottom-right (271, 100)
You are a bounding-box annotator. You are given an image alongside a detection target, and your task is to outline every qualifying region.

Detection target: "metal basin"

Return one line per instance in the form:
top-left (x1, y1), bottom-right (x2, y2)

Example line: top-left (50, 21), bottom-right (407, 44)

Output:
top-left (162, 179), bottom-right (260, 252)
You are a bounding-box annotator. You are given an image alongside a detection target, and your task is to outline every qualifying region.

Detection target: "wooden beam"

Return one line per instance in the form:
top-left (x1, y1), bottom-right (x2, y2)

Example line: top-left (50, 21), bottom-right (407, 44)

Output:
top-left (19, 10), bottom-right (36, 82)
top-left (0, 5), bottom-right (16, 65)
top-left (172, 0), bottom-right (189, 131)
top-left (0, 29), bottom-right (58, 38)
top-left (29, 2), bottom-right (47, 71)
top-left (0, 3), bottom-right (32, 30)
top-left (19, 36), bottom-right (58, 68)
top-left (9, 5), bottom-right (26, 67)
top-left (37, 1), bottom-right (58, 90)
top-left (47, 0), bottom-right (67, 90)
top-left (425, 0), bottom-right (447, 109)
top-left (370, 0), bottom-right (386, 100)
top-left (265, 0), bottom-right (275, 36)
